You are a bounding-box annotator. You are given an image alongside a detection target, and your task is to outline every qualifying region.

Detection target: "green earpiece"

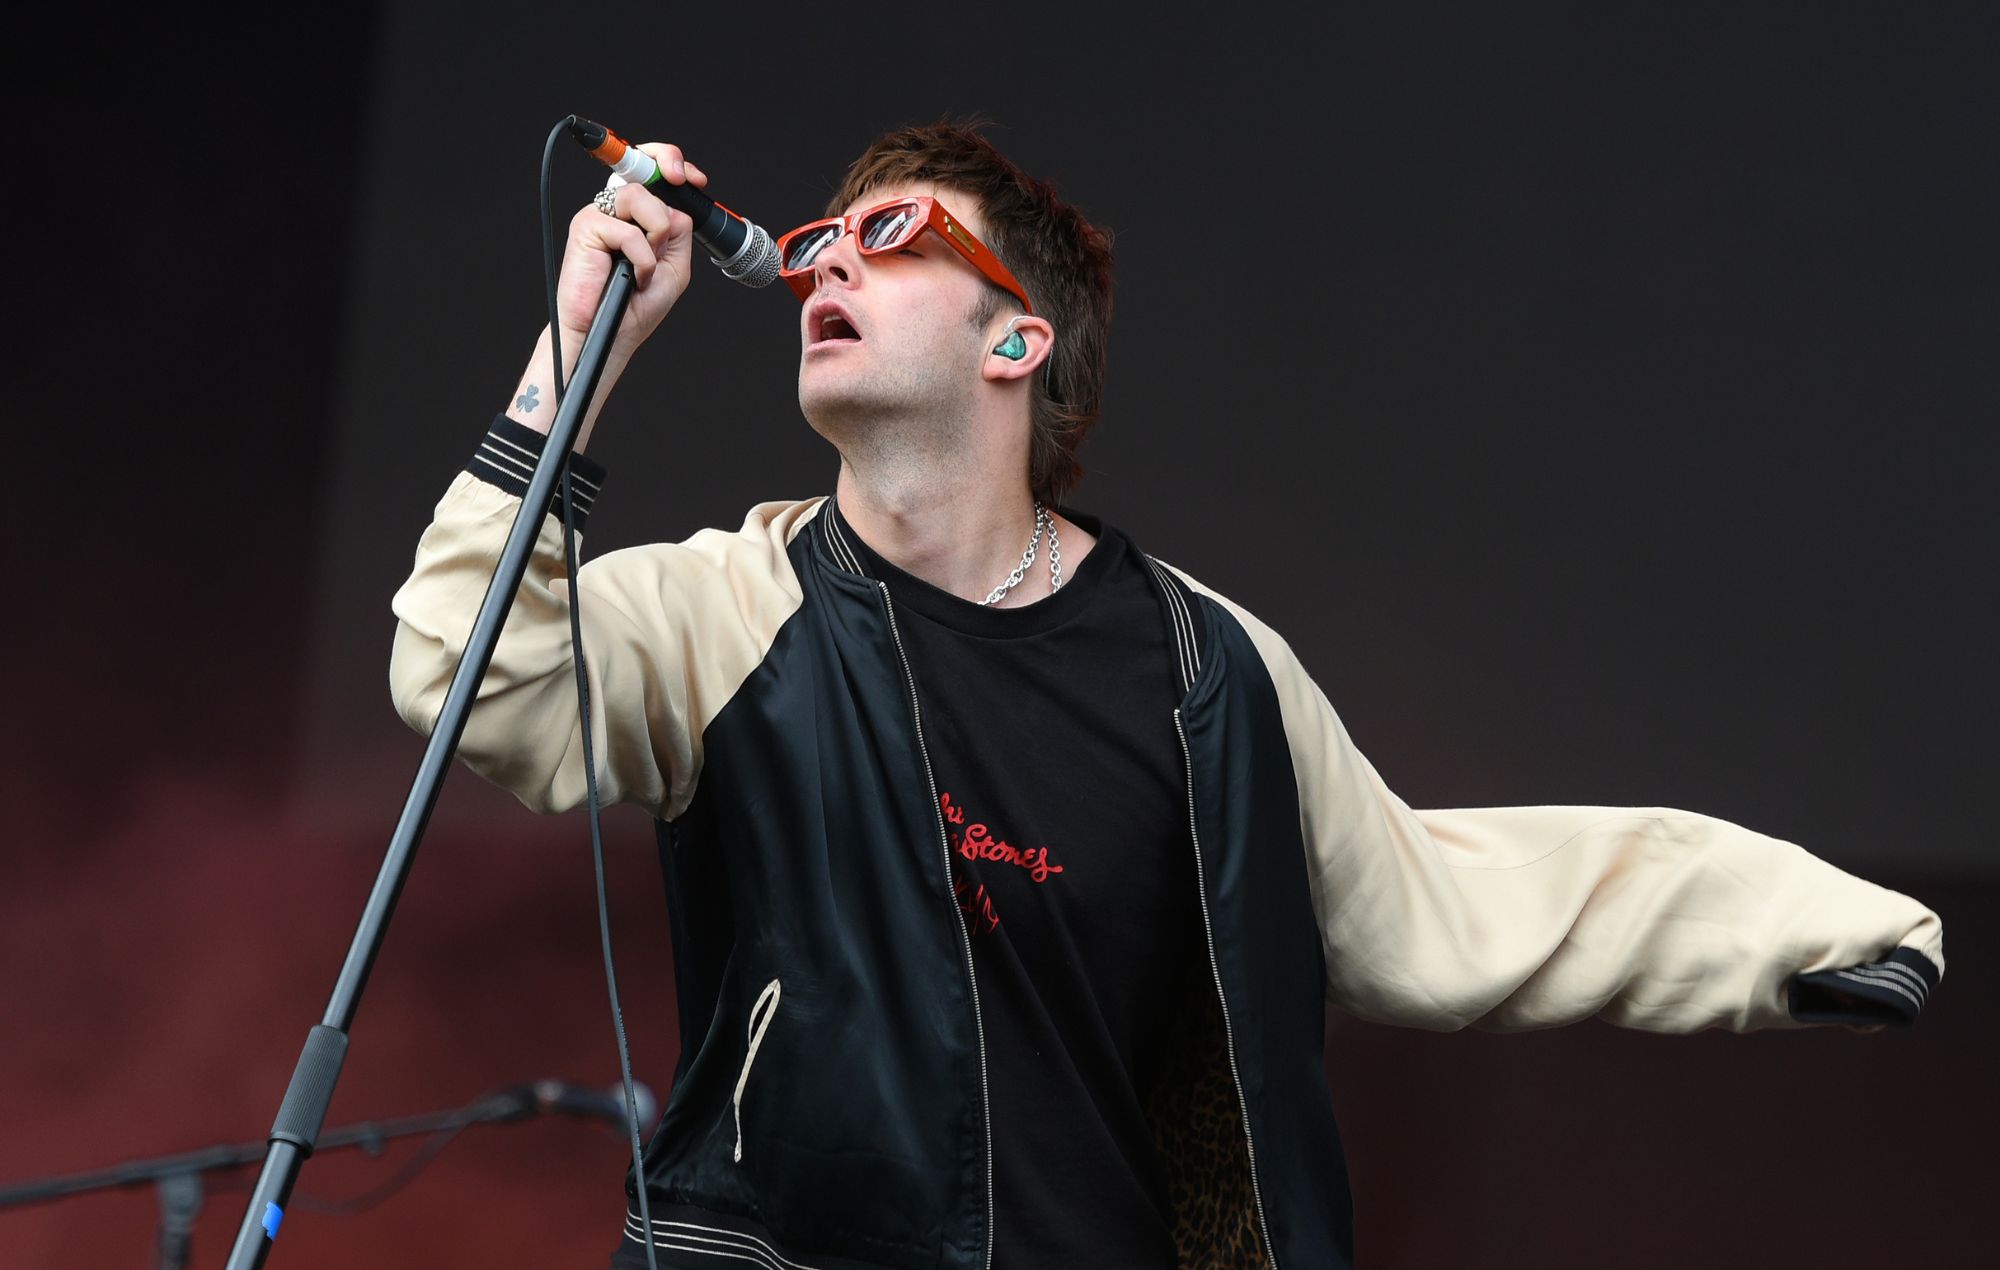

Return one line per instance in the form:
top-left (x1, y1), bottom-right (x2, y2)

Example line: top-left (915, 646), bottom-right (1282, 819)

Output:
top-left (994, 330), bottom-right (1028, 360)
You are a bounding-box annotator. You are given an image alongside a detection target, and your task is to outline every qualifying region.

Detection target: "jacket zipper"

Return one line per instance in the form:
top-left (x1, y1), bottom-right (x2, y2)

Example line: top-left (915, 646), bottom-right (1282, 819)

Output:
top-left (1175, 708), bottom-right (1280, 1268)
top-left (880, 582), bottom-right (995, 1270)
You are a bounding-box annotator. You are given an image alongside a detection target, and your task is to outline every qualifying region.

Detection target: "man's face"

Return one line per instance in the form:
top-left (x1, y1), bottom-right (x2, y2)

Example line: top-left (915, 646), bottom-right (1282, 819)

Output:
top-left (796, 182), bottom-right (996, 432)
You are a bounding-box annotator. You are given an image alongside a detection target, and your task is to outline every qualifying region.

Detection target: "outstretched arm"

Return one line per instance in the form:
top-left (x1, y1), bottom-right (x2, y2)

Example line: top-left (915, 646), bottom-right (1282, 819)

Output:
top-left (1186, 577), bottom-right (1943, 1034)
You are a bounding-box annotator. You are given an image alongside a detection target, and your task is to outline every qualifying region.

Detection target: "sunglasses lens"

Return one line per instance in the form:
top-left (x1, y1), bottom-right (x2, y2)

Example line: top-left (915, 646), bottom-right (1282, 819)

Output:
top-left (858, 203), bottom-right (922, 252)
top-left (782, 223), bottom-right (842, 272)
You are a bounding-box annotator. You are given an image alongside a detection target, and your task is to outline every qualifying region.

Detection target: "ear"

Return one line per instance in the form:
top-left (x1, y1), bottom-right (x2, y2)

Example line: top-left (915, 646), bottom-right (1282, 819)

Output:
top-left (981, 315), bottom-right (1055, 384)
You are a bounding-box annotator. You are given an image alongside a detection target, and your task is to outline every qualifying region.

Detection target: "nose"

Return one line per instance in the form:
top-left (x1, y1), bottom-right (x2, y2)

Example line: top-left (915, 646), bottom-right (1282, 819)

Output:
top-left (813, 227), bottom-right (862, 291)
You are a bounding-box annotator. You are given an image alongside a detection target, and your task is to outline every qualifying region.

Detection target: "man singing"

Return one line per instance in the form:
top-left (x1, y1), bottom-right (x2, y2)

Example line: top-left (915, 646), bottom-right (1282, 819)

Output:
top-left (389, 122), bottom-right (1944, 1269)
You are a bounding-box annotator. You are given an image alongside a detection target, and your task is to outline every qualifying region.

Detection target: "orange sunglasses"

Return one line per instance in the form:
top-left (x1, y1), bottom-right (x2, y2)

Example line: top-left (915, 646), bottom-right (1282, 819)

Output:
top-left (775, 195), bottom-right (1034, 314)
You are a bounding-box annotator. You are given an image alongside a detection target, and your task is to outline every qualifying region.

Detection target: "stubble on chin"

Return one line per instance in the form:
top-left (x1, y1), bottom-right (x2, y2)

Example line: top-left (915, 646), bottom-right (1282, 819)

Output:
top-left (799, 355), bottom-right (970, 457)
top-left (798, 365), bottom-right (880, 451)
top-left (799, 306), bottom-right (990, 487)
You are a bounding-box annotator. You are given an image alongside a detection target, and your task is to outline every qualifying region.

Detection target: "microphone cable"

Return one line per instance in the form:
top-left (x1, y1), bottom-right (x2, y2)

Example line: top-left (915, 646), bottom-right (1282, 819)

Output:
top-left (284, 1087), bottom-right (519, 1218)
top-left (537, 115), bottom-right (660, 1270)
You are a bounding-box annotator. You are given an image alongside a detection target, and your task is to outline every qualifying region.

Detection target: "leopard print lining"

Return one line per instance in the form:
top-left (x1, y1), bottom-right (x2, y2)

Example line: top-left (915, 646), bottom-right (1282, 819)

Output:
top-left (1141, 974), bottom-right (1271, 1269)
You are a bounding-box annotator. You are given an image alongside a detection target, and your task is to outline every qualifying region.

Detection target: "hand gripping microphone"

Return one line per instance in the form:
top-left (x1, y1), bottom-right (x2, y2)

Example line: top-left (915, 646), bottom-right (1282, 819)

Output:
top-left (567, 116), bottom-right (781, 287)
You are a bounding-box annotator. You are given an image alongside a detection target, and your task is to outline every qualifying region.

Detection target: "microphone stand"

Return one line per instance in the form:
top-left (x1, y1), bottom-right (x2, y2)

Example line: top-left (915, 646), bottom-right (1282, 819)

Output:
top-left (219, 257), bottom-right (641, 1270)
top-left (0, 1086), bottom-right (553, 1270)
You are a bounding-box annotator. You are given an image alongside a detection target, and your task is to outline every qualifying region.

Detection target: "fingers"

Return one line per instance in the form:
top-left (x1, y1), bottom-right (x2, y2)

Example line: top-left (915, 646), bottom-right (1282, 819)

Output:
top-left (554, 141), bottom-right (709, 343)
top-left (581, 186), bottom-right (695, 278)
top-left (582, 142), bottom-right (709, 276)
top-left (608, 182), bottom-right (685, 257)
top-left (570, 200), bottom-right (671, 287)
top-left (635, 142), bottom-right (708, 188)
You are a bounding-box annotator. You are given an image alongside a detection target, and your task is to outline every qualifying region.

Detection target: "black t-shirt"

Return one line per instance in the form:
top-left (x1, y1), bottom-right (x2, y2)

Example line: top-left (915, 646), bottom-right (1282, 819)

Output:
top-left (846, 511), bottom-right (1202, 1269)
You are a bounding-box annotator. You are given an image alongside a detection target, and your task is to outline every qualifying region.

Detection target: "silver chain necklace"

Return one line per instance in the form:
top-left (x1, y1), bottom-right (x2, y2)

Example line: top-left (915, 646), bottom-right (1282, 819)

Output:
top-left (978, 502), bottom-right (1064, 606)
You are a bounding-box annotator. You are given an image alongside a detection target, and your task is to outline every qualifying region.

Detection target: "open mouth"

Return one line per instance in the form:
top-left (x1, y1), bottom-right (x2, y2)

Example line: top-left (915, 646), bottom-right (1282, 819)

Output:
top-left (810, 303), bottom-right (861, 346)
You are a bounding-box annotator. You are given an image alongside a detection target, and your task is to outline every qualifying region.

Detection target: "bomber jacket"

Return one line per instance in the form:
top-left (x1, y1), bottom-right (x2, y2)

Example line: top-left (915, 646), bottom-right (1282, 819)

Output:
top-left (390, 421), bottom-right (1946, 1270)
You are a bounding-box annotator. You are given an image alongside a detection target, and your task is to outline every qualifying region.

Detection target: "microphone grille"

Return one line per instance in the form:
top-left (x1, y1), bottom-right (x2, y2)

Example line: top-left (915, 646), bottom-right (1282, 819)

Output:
top-left (713, 222), bottom-right (782, 288)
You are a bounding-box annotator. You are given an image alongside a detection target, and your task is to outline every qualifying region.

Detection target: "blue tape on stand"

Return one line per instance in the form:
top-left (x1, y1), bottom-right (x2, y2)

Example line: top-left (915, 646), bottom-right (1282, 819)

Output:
top-left (262, 1201), bottom-right (284, 1239)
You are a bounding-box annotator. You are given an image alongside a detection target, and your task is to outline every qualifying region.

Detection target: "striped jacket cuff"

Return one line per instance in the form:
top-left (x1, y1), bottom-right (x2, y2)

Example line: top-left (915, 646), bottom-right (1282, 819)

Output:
top-left (1787, 946), bottom-right (1939, 1027)
top-left (465, 414), bottom-right (607, 530)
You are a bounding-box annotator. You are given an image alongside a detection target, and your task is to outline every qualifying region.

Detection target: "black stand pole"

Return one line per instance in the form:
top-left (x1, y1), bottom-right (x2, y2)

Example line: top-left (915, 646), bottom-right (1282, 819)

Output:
top-left (217, 258), bottom-right (640, 1270)
top-left (0, 1087), bottom-right (545, 1269)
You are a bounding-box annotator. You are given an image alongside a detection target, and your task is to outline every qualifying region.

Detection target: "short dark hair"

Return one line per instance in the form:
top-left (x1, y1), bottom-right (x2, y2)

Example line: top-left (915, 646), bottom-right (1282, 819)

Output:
top-left (828, 121), bottom-right (1115, 506)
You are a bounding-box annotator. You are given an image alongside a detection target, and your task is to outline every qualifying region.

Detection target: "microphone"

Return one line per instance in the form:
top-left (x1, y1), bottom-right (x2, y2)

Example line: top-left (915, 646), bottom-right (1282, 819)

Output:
top-left (567, 116), bottom-right (781, 288)
top-left (518, 1078), bottom-right (660, 1130)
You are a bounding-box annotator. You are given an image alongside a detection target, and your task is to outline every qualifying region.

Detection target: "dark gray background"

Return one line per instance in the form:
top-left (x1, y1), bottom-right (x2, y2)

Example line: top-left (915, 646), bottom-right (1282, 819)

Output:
top-left (302, 4), bottom-right (1995, 875)
top-left (6, 3), bottom-right (1992, 1266)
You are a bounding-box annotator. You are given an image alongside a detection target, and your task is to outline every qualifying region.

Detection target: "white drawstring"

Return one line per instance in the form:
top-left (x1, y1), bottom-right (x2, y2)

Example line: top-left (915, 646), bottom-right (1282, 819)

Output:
top-left (732, 979), bottom-right (782, 1163)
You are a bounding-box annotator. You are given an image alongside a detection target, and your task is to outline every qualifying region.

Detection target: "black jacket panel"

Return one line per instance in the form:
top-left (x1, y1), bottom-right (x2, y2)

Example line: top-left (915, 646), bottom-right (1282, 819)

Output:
top-left (1182, 595), bottom-right (1356, 1265)
top-left (637, 527), bottom-right (988, 1268)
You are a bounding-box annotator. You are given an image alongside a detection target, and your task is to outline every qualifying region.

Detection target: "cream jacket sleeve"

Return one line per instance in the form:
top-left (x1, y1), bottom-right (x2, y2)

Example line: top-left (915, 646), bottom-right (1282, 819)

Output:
top-left (1184, 575), bottom-right (1945, 1034)
top-left (388, 429), bottom-right (813, 820)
